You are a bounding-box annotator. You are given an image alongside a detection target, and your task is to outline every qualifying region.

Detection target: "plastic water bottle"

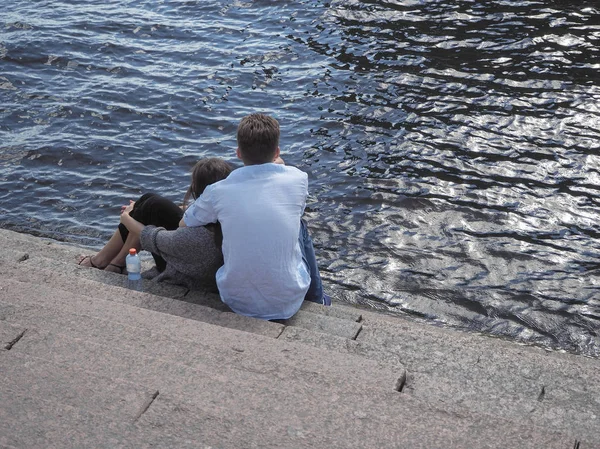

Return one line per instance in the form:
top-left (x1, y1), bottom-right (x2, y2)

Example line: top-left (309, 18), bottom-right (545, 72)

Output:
top-left (126, 248), bottom-right (143, 292)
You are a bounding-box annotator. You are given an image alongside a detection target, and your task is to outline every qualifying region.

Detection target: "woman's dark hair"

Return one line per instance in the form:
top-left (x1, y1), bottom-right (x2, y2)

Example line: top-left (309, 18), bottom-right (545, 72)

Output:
top-left (183, 157), bottom-right (234, 206)
top-left (182, 157), bottom-right (233, 248)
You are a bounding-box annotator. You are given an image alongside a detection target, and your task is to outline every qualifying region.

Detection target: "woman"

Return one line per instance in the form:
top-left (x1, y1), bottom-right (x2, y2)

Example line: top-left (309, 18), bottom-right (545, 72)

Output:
top-left (78, 157), bottom-right (233, 291)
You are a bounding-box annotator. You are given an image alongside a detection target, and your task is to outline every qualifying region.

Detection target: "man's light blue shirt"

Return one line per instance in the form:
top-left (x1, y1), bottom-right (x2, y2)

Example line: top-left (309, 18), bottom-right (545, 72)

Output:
top-left (184, 163), bottom-right (311, 320)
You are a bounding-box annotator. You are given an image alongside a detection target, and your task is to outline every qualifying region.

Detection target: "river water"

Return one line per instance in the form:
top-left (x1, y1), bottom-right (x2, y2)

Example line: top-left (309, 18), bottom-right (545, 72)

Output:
top-left (1, 0), bottom-right (599, 356)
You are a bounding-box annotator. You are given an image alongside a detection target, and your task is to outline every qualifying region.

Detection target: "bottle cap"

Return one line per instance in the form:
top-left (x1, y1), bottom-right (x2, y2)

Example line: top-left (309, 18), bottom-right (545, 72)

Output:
top-left (129, 248), bottom-right (137, 255)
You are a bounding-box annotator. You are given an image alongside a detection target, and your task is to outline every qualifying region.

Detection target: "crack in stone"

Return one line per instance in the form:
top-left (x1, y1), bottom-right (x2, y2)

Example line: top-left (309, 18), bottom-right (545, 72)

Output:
top-left (274, 325), bottom-right (285, 339)
top-left (395, 371), bottom-right (407, 393)
top-left (4, 329), bottom-right (26, 350)
top-left (134, 390), bottom-right (159, 422)
top-left (537, 385), bottom-right (545, 402)
top-left (352, 325), bottom-right (363, 341)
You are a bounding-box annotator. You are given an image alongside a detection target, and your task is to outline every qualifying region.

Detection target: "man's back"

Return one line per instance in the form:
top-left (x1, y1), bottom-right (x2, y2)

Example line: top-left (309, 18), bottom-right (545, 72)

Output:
top-left (184, 163), bottom-right (311, 319)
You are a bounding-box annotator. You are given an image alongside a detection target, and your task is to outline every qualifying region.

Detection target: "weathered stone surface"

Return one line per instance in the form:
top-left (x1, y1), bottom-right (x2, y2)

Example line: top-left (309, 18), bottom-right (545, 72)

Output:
top-left (355, 312), bottom-right (600, 443)
top-left (0, 229), bottom-right (90, 262)
top-left (283, 309), bottom-right (362, 339)
top-left (1, 376), bottom-right (577, 449)
top-left (0, 265), bottom-right (282, 337)
top-left (0, 283), bottom-right (400, 391)
top-left (0, 389), bottom-right (208, 449)
top-left (0, 246), bottom-right (188, 299)
top-left (299, 300), bottom-right (363, 322)
top-left (4, 326), bottom-right (574, 449)
top-left (279, 326), bottom-right (404, 366)
top-left (0, 249), bottom-right (28, 265)
top-left (0, 393), bottom-right (130, 449)
top-left (184, 289), bottom-right (231, 311)
top-left (15, 327), bottom-right (404, 411)
top-left (135, 388), bottom-right (577, 449)
top-left (1, 351), bottom-right (153, 420)
top-left (0, 277), bottom-right (284, 340)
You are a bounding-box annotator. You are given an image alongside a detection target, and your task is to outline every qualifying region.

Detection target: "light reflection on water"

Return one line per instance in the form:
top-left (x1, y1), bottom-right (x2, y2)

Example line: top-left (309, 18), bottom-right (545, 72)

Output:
top-left (1, 0), bottom-right (599, 356)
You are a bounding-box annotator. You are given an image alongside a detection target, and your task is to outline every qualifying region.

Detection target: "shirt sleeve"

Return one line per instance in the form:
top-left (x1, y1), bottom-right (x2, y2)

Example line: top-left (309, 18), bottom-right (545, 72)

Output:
top-left (141, 225), bottom-right (214, 262)
top-left (183, 184), bottom-right (218, 227)
top-left (140, 225), bottom-right (166, 255)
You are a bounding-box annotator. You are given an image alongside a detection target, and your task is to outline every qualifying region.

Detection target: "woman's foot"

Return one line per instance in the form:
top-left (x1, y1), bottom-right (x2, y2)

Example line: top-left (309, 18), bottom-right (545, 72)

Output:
top-left (105, 263), bottom-right (127, 275)
top-left (78, 255), bottom-right (105, 269)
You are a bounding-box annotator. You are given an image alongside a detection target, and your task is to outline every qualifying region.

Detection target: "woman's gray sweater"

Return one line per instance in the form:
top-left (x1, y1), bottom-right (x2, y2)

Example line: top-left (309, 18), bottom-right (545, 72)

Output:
top-left (140, 225), bottom-right (223, 292)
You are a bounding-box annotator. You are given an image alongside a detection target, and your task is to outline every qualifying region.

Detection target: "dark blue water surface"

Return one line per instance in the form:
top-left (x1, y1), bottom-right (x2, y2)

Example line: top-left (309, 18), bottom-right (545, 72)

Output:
top-left (2, 0), bottom-right (600, 356)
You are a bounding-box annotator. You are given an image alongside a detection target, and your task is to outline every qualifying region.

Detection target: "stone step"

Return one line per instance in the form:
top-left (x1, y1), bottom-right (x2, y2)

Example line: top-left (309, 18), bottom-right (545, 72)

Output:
top-left (280, 321), bottom-right (600, 445)
top-left (280, 326), bottom-right (404, 366)
top-left (0, 245), bottom-right (188, 299)
top-left (352, 311), bottom-right (600, 444)
top-left (0, 391), bottom-right (129, 449)
top-left (0, 443), bottom-right (20, 449)
top-left (2, 324), bottom-right (579, 448)
top-left (1, 350), bottom-right (153, 421)
top-left (2, 320), bottom-right (399, 448)
top-left (14, 326), bottom-right (403, 412)
top-left (3, 235), bottom-right (597, 427)
top-left (1, 361), bottom-right (577, 449)
top-left (0, 368), bottom-right (201, 449)
top-left (0, 350), bottom-right (205, 447)
top-left (177, 288), bottom-right (233, 311)
top-left (1, 249), bottom-right (365, 341)
top-left (179, 288), bottom-right (364, 322)
top-left (0, 228), bottom-right (364, 321)
top-left (0, 277), bottom-right (282, 344)
top-left (133, 382), bottom-right (579, 449)
top-left (281, 311), bottom-right (600, 442)
top-left (299, 299), bottom-right (362, 322)
top-left (0, 227), bottom-right (155, 272)
top-left (0, 280), bottom-right (405, 393)
top-left (0, 391), bottom-right (237, 449)
top-left (0, 267), bottom-right (281, 338)
top-left (0, 228), bottom-right (92, 261)
top-left (2, 289), bottom-right (589, 447)
top-left (282, 308), bottom-right (362, 339)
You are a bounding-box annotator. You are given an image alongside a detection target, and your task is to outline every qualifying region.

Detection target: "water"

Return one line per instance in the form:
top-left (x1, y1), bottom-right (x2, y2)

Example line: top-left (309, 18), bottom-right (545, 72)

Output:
top-left (1, 0), bottom-right (599, 356)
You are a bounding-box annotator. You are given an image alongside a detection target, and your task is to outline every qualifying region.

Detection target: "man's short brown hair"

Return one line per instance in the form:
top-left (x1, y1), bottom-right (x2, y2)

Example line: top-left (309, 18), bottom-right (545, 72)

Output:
top-left (237, 113), bottom-right (280, 164)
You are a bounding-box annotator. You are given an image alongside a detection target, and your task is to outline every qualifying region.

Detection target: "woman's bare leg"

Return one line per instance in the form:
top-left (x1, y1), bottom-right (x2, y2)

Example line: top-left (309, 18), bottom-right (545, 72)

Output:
top-left (104, 232), bottom-right (140, 273)
top-left (78, 229), bottom-right (125, 269)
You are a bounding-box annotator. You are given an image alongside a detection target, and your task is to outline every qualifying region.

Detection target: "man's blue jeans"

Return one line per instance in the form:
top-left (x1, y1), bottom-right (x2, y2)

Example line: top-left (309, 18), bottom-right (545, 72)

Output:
top-left (299, 219), bottom-right (331, 306)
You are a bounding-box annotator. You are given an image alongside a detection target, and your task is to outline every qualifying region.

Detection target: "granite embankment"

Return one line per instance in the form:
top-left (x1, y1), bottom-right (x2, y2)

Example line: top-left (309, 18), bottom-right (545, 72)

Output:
top-left (0, 228), bottom-right (598, 448)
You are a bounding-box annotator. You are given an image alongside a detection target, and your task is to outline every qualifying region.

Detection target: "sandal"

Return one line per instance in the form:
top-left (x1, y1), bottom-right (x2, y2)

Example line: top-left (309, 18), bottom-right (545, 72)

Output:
top-left (78, 255), bottom-right (103, 269)
top-left (105, 263), bottom-right (127, 275)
